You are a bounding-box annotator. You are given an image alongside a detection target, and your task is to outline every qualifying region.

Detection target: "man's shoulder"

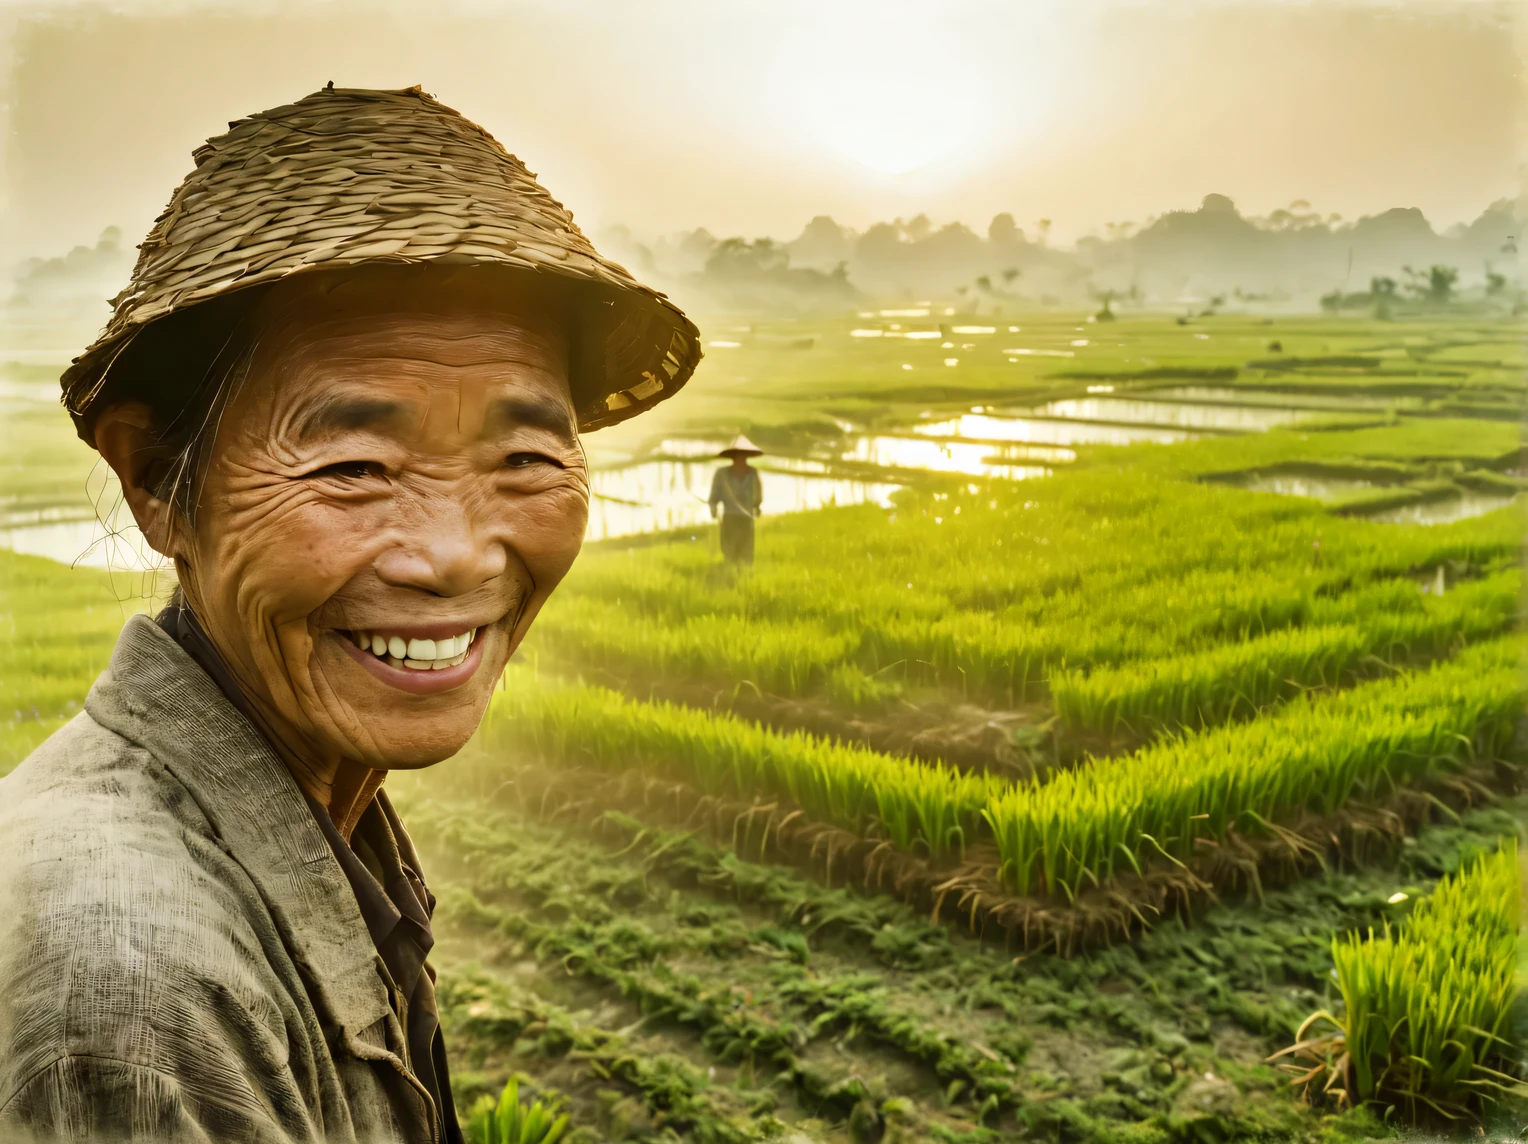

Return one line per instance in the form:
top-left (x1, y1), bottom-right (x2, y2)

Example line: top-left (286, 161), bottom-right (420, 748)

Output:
top-left (0, 714), bottom-right (289, 1091)
top-left (1, 709), bottom-right (211, 859)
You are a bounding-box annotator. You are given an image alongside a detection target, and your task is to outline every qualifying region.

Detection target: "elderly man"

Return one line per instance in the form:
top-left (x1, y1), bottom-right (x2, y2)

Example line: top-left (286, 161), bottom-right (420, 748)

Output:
top-left (0, 87), bottom-right (699, 1143)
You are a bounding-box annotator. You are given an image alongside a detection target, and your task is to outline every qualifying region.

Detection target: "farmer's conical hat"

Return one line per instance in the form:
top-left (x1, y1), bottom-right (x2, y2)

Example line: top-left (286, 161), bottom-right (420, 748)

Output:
top-left (60, 85), bottom-right (701, 440)
top-left (719, 434), bottom-right (763, 458)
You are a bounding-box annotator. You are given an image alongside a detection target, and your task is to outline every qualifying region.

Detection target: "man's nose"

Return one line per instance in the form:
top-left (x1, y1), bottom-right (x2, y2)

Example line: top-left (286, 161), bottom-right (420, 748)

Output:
top-left (373, 506), bottom-right (509, 597)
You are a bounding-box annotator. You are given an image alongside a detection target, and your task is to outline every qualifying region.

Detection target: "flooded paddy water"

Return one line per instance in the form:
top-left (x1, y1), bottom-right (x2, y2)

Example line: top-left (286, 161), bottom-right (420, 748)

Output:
top-left (1032, 396), bottom-right (1316, 431)
top-left (0, 501), bottom-right (158, 571)
top-left (912, 410), bottom-right (1194, 446)
top-left (587, 460), bottom-right (900, 540)
top-left (1234, 473), bottom-right (1381, 500)
top-left (1368, 491), bottom-right (1521, 526)
top-left (1147, 385), bottom-right (1422, 411)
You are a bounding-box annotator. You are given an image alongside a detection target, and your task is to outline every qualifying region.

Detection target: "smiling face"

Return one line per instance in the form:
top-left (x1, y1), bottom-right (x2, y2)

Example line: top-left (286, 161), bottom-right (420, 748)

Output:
top-left (162, 271), bottom-right (588, 770)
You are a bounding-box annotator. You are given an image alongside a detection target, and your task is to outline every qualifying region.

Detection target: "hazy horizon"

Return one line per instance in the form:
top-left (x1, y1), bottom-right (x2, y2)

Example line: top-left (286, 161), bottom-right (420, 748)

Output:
top-left (0, 0), bottom-right (1518, 272)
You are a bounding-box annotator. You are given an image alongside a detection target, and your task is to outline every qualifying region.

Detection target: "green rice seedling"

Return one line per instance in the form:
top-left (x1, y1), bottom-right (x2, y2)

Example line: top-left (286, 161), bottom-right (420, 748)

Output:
top-left (1275, 843), bottom-right (1522, 1122)
top-left (479, 677), bottom-right (1000, 859)
top-left (1051, 569), bottom-right (1519, 733)
top-left (465, 1076), bottom-right (569, 1144)
top-left (984, 637), bottom-right (1522, 897)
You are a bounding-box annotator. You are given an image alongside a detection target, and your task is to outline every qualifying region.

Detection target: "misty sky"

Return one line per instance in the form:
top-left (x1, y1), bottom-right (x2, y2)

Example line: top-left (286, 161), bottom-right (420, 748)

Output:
top-left (0, 0), bottom-right (1518, 266)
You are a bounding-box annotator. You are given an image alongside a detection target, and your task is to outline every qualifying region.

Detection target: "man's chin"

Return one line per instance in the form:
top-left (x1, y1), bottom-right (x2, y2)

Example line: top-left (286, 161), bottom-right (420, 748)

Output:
top-left (338, 724), bottom-right (478, 771)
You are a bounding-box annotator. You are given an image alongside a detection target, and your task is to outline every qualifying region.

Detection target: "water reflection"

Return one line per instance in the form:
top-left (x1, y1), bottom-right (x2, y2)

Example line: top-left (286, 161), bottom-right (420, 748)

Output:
top-left (1237, 474), bottom-right (1379, 500)
top-left (652, 437), bottom-right (730, 458)
top-left (1369, 493), bottom-right (1520, 526)
top-left (842, 436), bottom-right (1050, 479)
top-left (1035, 397), bottom-right (1311, 432)
top-left (587, 461), bottom-right (900, 541)
top-left (0, 379), bottom-right (62, 402)
top-left (0, 502), bottom-right (163, 571)
top-left (1150, 386), bottom-right (1421, 411)
top-left (914, 413), bottom-right (1192, 447)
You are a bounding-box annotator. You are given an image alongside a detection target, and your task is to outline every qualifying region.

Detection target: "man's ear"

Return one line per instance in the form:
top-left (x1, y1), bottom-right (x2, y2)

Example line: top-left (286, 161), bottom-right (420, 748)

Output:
top-left (93, 401), bottom-right (184, 559)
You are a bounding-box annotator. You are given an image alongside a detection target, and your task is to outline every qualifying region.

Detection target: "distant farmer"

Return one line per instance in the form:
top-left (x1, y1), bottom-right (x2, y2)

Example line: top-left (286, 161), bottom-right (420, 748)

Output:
top-left (0, 86), bottom-right (699, 1143)
top-left (709, 434), bottom-right (764, 563)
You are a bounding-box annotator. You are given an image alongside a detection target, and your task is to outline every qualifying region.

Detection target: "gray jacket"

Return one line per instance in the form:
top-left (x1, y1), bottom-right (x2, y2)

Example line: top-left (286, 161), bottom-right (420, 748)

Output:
top-left (0, 615), bottom-right (440, 1143)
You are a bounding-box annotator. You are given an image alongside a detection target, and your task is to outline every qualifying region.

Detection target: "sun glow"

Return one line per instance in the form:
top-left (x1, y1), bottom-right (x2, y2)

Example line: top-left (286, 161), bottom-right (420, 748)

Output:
top-left (755, 3), bottom-right (1073, 179)
top-left (771, 10), bottom-right (986, 175)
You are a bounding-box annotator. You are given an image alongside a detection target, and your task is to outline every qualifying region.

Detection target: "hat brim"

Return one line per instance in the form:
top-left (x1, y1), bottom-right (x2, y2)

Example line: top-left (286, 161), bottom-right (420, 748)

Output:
top-left (60, 258), bottom-right (701, 444)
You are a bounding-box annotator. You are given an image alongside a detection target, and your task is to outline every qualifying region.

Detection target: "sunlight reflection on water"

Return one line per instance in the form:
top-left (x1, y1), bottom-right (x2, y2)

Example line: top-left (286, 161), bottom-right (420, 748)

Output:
top-left (1236, 474), bottom-right (1378, 500)
top-left (586, 461), bottom-right (900, 540)
top-left (842, 435), bottom-right (1050, 479)
top-left (1149, 386), bottom-right (1420, 411)
top-left (0, 500), bottom-right (163, 571)
top-left (1035, 397), bottom-right (1311, 432)
top-left (1368, 493), bottom-right (1520, 526)
top-left (913, 413), bottom-right (1192, 446)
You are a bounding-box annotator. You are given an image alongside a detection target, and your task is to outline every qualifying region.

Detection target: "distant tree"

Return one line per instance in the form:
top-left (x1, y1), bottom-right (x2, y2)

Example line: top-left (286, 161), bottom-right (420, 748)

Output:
top-left (1401, 264), bottom-right (1458, 304)
top-left (1035, 218), bottom-right (1052, 246)
top-left (705, 237), bottom-right (788, 277)
top-left (1369, 276), bottom-right (1397, 298)
top-left (1426, 265), bottom-right (1458, 303)
top-left (905, 214), bottom-right (933, 241)
top-left (988, 212), bottom-right (1022, 246)
top-left (1485, 271), bottom-right (1507, 296)
top-left (1001, 267), bottom-right (1020, 284)
top-left (974, 275), bottom-right (993, 294)
top-left (1320, 289), bottom-right (1344, 314)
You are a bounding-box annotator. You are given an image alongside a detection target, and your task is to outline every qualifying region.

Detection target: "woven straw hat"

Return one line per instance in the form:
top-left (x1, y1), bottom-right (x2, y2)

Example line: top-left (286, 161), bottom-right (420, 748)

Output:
top-left (719, 434), bottom-right (763, 458)
top-left (60, 85), bottom-right (702, 440)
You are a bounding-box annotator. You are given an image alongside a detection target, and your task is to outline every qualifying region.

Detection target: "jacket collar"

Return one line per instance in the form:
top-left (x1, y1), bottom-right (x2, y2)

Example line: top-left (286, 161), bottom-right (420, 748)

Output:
top-left (84, 613), bottom-right (392, 1036)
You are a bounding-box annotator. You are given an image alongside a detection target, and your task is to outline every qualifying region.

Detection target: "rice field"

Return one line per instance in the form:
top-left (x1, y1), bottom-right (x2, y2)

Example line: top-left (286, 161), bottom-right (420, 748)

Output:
top-left (2, 309), bottom-right (1523, 1140)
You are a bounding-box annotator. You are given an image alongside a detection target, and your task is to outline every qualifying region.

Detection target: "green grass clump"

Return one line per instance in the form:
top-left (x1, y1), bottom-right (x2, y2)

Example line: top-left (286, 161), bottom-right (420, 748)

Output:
top-left (479, 676), bottom-right (1000, 859)
top-left (1050, 569), bottom-right (1519, 733)
top-left (1284, 842), bottom-right (1522, 1123)
top-left (0, 549), bottom-right (153, 772)
top-left (983, 637), bottom-right (1521, 897)
top-left (465, 1076), bottom-right (569, 1144)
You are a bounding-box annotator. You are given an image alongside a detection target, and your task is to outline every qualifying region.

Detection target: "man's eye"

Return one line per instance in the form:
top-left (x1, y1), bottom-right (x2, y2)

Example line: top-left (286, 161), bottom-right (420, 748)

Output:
top-left (506, 452), bottom-right (564, 470)
top-left (305, 460), bottom-right (385, 481)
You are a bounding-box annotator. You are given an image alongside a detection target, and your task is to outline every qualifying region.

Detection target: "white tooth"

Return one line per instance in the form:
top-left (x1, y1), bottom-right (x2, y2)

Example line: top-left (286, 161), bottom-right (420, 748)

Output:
top-left (407, 638), bottom-right (436, 660)
top-left (403, 658), bottom-right (432, 670)
top-left (387, 655), bottom-right (404, 668)
top-left (371, 634), bottom-right (388, 656)
top-left (468, 628), bottom-right (477, 645)
top-left (451, 652), bottom-right (466, 665)
top-left (431, 658), bottom-right (450, 670)
top-left (388, 636), bottom-right (407, 659)
top-left (453, 633), bottom-right (470, 656)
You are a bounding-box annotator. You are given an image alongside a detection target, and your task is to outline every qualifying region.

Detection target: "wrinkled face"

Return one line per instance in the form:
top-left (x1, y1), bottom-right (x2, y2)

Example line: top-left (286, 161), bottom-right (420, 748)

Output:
top-left (171, 277), bottom-right (588, 768)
